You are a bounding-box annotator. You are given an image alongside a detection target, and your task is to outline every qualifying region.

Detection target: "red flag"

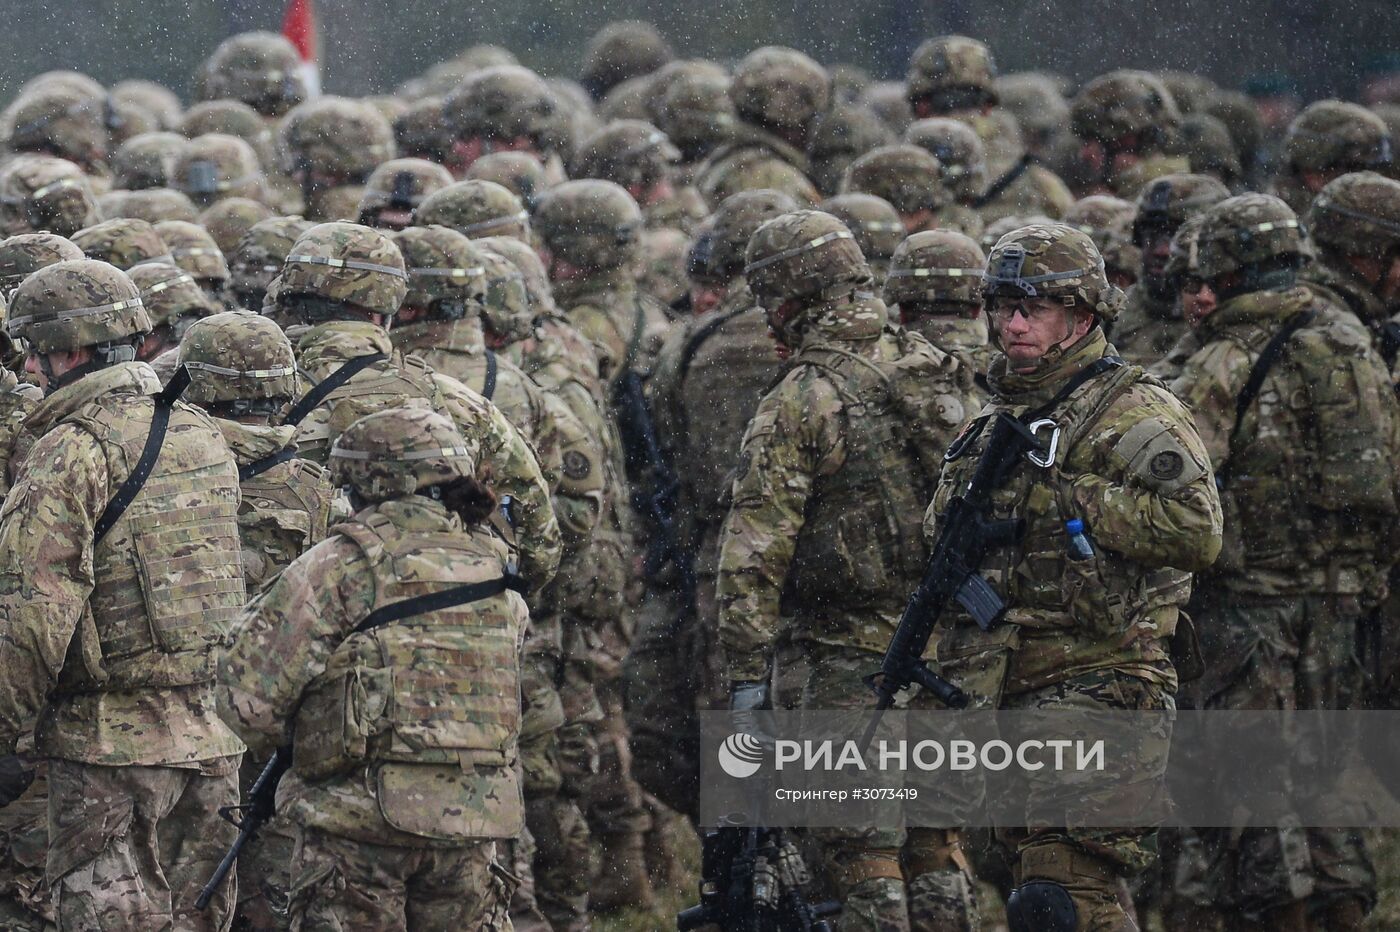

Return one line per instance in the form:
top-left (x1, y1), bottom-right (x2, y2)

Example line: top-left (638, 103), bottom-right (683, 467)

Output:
top-left (282, 0), bottom-right (320, 96)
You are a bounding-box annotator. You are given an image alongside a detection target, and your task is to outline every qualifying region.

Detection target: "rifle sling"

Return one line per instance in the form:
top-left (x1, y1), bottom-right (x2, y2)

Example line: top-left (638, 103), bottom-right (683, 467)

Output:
top-left (238, 447), bottom-right (298, 482)
top-left (1217, 309), bottom-right (1316, 486)
top-left (94, 366), bottom-right (190, 545)
top-left (1024, 354), bottom-right (1125, 423)
top-left (283, 353), bottom-right (387, 427)
top-left (351, 574), bottom-right (528, 637)
top-left (482, 349), bottom-right (497, 401)
top-left (973, 153), bottom-right (1034, 209)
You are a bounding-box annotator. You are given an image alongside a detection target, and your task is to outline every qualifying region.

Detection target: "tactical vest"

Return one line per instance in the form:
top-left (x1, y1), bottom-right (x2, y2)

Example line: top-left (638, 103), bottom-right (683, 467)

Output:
top-left (938, 363), bottom-right (1190, 638)
top-left (785, 340), bottom-right (946, 613)
top-left (237, 456), bottom-right (334, 592)
top-left (293, 509), bottom-right (525, 781)
top-left (65, 396), bottom-right (243, 693)
top-left (293, 353), bottom-right (448, 463)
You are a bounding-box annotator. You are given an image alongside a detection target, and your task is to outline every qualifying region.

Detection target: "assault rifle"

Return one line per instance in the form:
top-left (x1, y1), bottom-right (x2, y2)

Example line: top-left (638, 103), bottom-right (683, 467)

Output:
top-left (678, 818), bottom-right (839, 931)
top-left (196, 747), bottom-right (291, 911)
top-left (862, 411), bottom-right (1058, 745)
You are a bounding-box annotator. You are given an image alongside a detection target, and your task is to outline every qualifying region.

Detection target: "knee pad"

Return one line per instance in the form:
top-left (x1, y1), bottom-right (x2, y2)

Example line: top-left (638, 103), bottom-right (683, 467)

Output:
top-left (1006, 880), bottom-right (1077, 932)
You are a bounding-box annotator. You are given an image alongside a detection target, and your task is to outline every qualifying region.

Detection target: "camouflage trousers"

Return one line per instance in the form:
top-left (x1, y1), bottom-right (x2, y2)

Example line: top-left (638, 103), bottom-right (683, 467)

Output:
top-left (798, 641), bottom-right (980, 932)
top-left (286, 828), bottom-right (512, 932)
top-left (47, 755), bottom-right (240, 932)
top-left (0, 761), bottom-right (52, 931)
top-left (1175, 593), bottom-right (1377, 919)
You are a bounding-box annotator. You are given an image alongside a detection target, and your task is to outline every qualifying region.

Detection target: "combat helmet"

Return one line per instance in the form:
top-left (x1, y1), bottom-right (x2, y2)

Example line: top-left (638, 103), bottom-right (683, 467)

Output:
top-left (1307, 171), bottom-right (1400, 259)
top-left (744, 208), bottom-right (871, 311)
top-left (821, 193), bottom-right (906, 274)
top-left (842, 144), bottom-right (950, 213)
top-left (174, 133), bottom-right (267, 207)
top-left (656, 67), bottom-right (734, 161)
top-left (0, 232), bottom-right (84, 298)
top-left (730, 47), bottom-right (831, 136)
top-left (905, 118), bottom-right (989, 203)
top-left (278, 221), bottom-right (408, 321)
top-left (200, 197), bottom-right (275, 256)
top-left (533, 180), bottom-right (642, 271)
top-left (1193, 194), bottom-right (1312, 294)
top-left (111, 80), bottom-right (182, 131)
top-left (463, 152), bottom-right (550, 207)
top-left (357, 158), bottom-right (455, 229)
top-left (883, 229), bottom-right (986, 308)
top-left (1064, 195), bottom-right (1139, 286)
top-left (178, 309), bottom-right (298, 410)
top-left (572, 120), bottom-right (679, 191)
top-left (155, 220), bottom-right (230, 288)
top-left (392, 224), bottom-right (487, 320)
top-left (442, 65), bottom-right (558, 150)
top-left (580, 21), bottom-right (674, 99)
top-left (279, 98), bottom-right (396, 185)
top-left (230, 216), bottom-right (313, 310)
top-left (905, 36), bottom-right (998, 113)
top-left (477, 234), bottom-right (557, 319)
top-left (691, 189), bottom-right (800, 285)
top-left (7, 259), bottom-right (152, 368)
top-left (394, 97), bottom-right (450, 163)
top-left (1284, 100), bottom-right (1392, 173)
top-left (99, 189), bottom-right (199, 226)
top-left (982, 222), bottom-right (1125, 322)
top-left (72, 218), bottom-right (173, 269)
top-left (112, 131), bottom-right (186, 190)
top-left (1163, 212), bottom-right (1209, 284)
top-left (475, 246), bottom-right (535, 342)
top-left (330, 405), bottom-right (478, 503)
top-left (414, 180), bottom-right (531, 240)
top-left (6, 85), bottom-right (110, 168)
top-left (0, 155), bottom-right (99, 238)
top-left (198, 31), bottom-right (307, 117)
top-left (1071, 70), bottom-right (1180, 150)
top-left (1131, 173), bottom-right (1232, 245)
top-left (127, 261), bottom-right (220, 338)
top-left (179, 100), bottom-right (277, 168)
top-left (807, 105), bottom-right (898, 197)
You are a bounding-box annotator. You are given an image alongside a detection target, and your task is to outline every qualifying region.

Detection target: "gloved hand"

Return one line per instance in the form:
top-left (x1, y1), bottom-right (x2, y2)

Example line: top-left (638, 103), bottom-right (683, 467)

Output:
top-left (729, 681), bottom-right (771, 743)
top-left (0, 755), bottom-right (34, 807)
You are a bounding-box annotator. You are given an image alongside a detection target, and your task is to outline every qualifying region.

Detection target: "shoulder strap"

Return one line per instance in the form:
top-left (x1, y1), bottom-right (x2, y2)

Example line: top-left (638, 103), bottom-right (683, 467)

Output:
top-left (1025, 355), bottom-right (1125, 422)
top-left (238, 447), bottom-right (298, 482)
top-left (283, 353), bottom-right (387, 427)
top-left (482, 349), bottom-right (498, 401)
top-left (619, 297), bottom-right (648, 376)
top-left (1218, 309), bottom-right (1317, 486)
top-left (1379, 320), bottom-right (1400, 370)
top-left (94, 366), bottom-right (189, 545)
top-left (676, 307), bottom-right (745, 388)
top-left (351, 573), bottom-right (528, 636)
top-left (973, 153), bottom-right (1034, 209)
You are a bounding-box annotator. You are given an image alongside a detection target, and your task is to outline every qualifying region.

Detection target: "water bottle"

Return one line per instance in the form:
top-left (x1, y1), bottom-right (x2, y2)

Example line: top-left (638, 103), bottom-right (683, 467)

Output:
top-left (1065, 519), bottom-right (1095, 561)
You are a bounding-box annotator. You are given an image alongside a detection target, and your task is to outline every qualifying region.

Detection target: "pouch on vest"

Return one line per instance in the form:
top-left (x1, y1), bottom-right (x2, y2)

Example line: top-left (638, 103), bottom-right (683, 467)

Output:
top-left (292, 666), bottom-right (390, 781)
top-left (377, 759), bottom-right (523, 841)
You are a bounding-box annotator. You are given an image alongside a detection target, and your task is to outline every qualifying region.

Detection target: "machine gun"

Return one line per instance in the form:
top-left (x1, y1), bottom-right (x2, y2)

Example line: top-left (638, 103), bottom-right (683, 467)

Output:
top-left (196, 747), bottom-right (291, 911)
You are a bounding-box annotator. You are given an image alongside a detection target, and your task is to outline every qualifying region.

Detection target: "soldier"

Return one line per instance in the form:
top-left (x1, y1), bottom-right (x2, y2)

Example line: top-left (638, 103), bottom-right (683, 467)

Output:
top-left (111, 130), bottom-right (185, 190)
top-left (414, 179), bottom-right (532, 243)
top-left (272, 220), bottom-right (561, 589)
top-left (174, 133), bottom-right (269, 209)
top-left (71, 217), bottom-right (174, 269)
top-left (882, 228), bottom-right (991, 393)
top-left (572, 119), bottom-right (706, 234)
top-left (580, 21), bottom-right (673, 100)
top-left (217, 406), bottom-right (522, 930)
top-left (0, 154), bottom-right (99, 238)
top-left (628, 189), bottom-right (795, 820)
top-left (195, 31), bottom-right (308, 118)
top-left (440, 65), bottom-right (562, 179)
top-left (1274, 101), bottom-right (1392, 218)
top-left (1063, 194), bottom-right (1140, 292)
top-left (1176, 114), bottom-right (1245, 191)
top-left (0, 234), bottom-right (64, 487)
top-left (696, 47), bottom-right (827, 207)
top-left (717, 209), bottom-right (980, 931)
top-left (0, 258), bottom-right (247, 929)
top-left (229, 216), bottom-right (312, 314)
top-left (1070, 70), bottom-right (1188, 197)
top-left (101, 188), bottom-right (200, 225)
top-left (126, 261), bottom-right (220, 376)
top-left (178, 310), bottom-right (335, 929)
top-left (1113, 173), bottom-right (1230, 366)
top-left (1303, 171), bottom-right (1400, 377)
top-left (653, 66), bottom-right (735, 184)
top-left (842, 143), bottom-right (981, 238)
top-left (1169, 194), bottom-right (1400, 932)
top-left (5, 84), bottom-right (111, 177)
top-left (112, 79), bottom-right (183, 131)
top-left (155, 219), bottom-right (234, 307)
top-left (200, 196), bottom-right (276, 258)
top-left (356, 158), bottom-right (454, 231)
top-left (905, 117), bottom-right (989, 208)
top-left (279, 98), bottom-right (396, 221)
top-left (806, 104), bottom-right (898, 199)
top-left (819, 193), bottom-right (905, 287)
top-left (180, 100), bottom-right (278, 175)
top-left (1148, 213), bottom-right (1215, 384)
top-left (463, 151), bottom-right (552, 207)
top-left (925, 223), bottom-right (1221, 932)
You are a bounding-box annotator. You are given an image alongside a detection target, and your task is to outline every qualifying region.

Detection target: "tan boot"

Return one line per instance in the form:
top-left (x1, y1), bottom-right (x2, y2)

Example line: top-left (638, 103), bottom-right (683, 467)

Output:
top-left (590, 831), bottom-right (656, 913)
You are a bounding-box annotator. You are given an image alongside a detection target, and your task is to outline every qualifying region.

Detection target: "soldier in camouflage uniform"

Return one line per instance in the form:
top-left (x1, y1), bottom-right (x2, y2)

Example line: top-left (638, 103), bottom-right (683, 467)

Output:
top-left (821, 193), bottom-right (907, 286)
top-left (178, 310), bottom-right (335, 930)
top-left (440, 65), bottom-right (564, 181)
top-left (1063, 195), bottom-right (1140, 292)
top-left (0, 258), bottom-right (247, 930)
top-left (229, 216), bottom-right (311, 314)
top-left (905, 117), bottom-right (989, 206)
top-left (279, 99), bottom-right (396, 221)
top-left (126, 261), bottom-right (220, 380)
top-left (1147, 213), bottom-right (1215, 384)
top-left (463, 151), bottom-right (552, 208)
top-left (0, 155), bottom-right (99, 239)
top-left (195, 32), bottom-right (307, 119)
top-left (1169, 194), bottom-right (1400, 932)
top-left (1069, 71), bottom-right (1189, 197)
top-left (111, 130), bottom-right (184, 190)
top-left (415, 179), bottom-right (532, 243)
top-left (154, 219), bottom-right (233, 308)
top-left (579, 21), bottom-right (672, 100)
top-left (573, 119), bottom-right (706, 235)
top-left (218, 406), bottom-right (521, 931)
top-left (925, 223), bottom-right (1222, 932)
top-left (70, 217), bottom-right (173, 269)
top-left (883, 228), bottom-right (991, 394)
top-left (100, 188), bottom-right (200, 226)
top-left (180, 100), bottom-right (278, 170)
top-left (5, 84), bottom-right (111, 178)
top-left (718, 209), bottom-right (981, 931)
top-left (696, 47), bottom-right (827, 207)
top-left (200, 197), bottom-right (276, 258)
top-left (174, 133), bottom-right (269, 210)
top-left (1112, 174), bottom-right (1230, 366)
top-left (842, 143), bottom-right (982, 239)
top-left (626, 189), bottom-right (796, 821)
top-left (654, 66), bottom-right (735, 185)
top-left (1273, 101), bottom-right (1392, 219)
top-left (806, 104), bottom-right (897, 199)
top-left (355, 158), bottom-right (454, 231)
top-left (272, 221), bottom-right (561, 589)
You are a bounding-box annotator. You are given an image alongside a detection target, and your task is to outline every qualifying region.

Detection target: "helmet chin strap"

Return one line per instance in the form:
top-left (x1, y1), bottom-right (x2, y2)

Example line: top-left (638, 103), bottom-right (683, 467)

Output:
top-left (39, 341), bottom-right (139, 395)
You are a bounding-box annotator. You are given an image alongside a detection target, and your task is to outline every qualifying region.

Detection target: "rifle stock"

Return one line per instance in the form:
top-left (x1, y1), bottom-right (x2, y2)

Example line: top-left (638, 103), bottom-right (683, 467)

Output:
top-left (196, 746), bottom-right (291, 911)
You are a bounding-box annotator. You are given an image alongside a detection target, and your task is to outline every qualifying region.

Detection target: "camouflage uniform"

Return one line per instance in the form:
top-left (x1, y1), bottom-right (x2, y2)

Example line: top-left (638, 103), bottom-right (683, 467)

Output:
top-left (1113, 174), bottom-right (1230, 367)
top-left (414, 180), bottom-right (532, 243)
top-left (927, 224), bottom-right (1221, 932)
top-left (274, 221), bottom-right (561, 589)
top-left (1273, 101), bottom-right (1392, 219)
top-left (195, 32), bottom-right (308, 118)
top-left (0, 259), bottom-right (247, 930)
top-left (696, 47), bottom-right (826, 207)
top-left (718, 210), bottom-right (980, 932)
top-left (1169, 195), bottom-right (1400, 930)
top-left (278, 99), bottom-right (395, 222)
top-left (355, 158), bottom-right (453, 231)
top-left (0, 155), bottom-right (99, 239)
top-left (1070, 71), bottom-right (1189, 197)
top-left (218, 407), bottom-right (521, 932)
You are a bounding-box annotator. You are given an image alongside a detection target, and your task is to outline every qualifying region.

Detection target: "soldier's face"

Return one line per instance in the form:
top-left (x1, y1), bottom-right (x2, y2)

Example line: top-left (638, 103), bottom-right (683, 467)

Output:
top-left (1180, 277), bottom-right (1218, 328)
top-left (991, 297), bottom-right (1087, 371)
top-left (689, 283), bottom-right (724, 317)
top-left (25, 347), bottom-right (90, 392)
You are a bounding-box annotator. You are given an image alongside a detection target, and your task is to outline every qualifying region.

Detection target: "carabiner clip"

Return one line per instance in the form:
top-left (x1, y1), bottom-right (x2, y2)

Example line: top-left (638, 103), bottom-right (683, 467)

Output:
top-left (1025, 418), bottom-right (1060, 468)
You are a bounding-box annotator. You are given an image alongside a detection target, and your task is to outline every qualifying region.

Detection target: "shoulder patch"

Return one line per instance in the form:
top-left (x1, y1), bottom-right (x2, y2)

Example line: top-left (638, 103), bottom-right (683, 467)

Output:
top-left (1149, 450), bottom-right (1183, 481)
top-left (562, 450), bottom-right (591, 481)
